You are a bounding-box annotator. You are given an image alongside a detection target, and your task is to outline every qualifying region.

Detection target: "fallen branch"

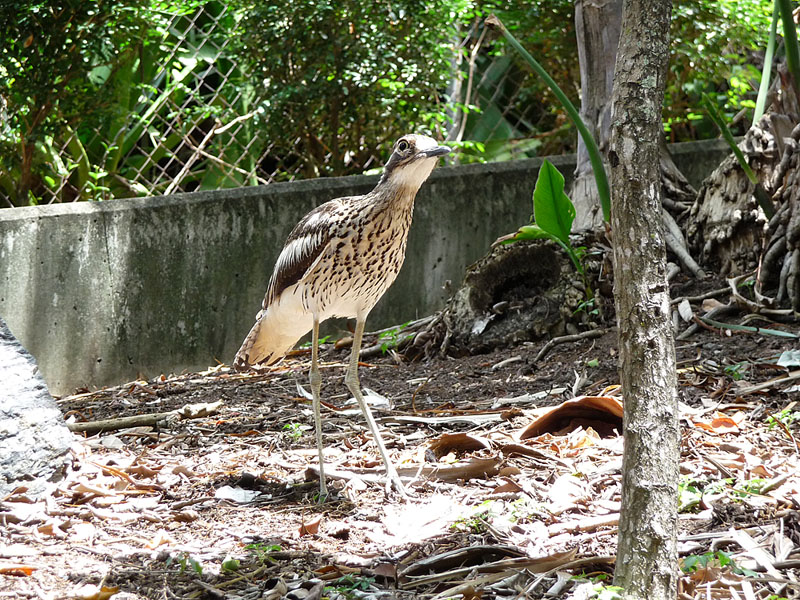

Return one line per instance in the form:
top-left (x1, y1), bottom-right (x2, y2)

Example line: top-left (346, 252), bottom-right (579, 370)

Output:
top-left (738, 370), bottom-right (800, 395)
top-left (534, 328), bottom-right (611, 364)
top-left (66, 401), bottom-right (223, 434)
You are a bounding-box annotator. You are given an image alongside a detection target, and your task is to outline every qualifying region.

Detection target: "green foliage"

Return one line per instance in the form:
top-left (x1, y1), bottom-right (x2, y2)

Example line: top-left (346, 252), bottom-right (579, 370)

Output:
top-left (498, 160), bottom-right (592, 297)
top-left (245, 542), bottom-right (282, 564)
top-left (679, 474), bottom-right (775, 513)
top-left (282, 422), bottom-right (305, 440)
top-left (753, 2), bottom-right (779, 124)
top-left (460, 0), bottom-right (579, 157)
top-left (777, 0), bottom-right (800, 96)
top-left (0, 0), bottom-right (780, 206)
top-left (486, 15), bottom-right (610, 220)
top-left (299, 335), bottom-right (332, 349)
top-left (667, 1), bottom-right (774, 139)
top-left (681, 550), bottom-right (756, 576)
top-left (678, 477), bottom-right (704, 512)
top-left (325, 575), bottom-right (377, 599)
top-left (229, 0), bottom-right (469, 179)
top-left (451, 500), bottom-right (495, 533)
top-left (167, 551), bottom-right (203, 575)
top-left (702, 91), bottom-right (777, 217)
top-left (573, 297), bottom-right (599, 317)
top-left (0, 0), bottom-right (246, 205)
top-left (723, 361), bottom-right (750, 380)
top-left (766, 408), bottom-right (800, 428)
top-left (0, 0), bottom-right (148, 203)
top-left (378, 321), bottom-right (414, 354)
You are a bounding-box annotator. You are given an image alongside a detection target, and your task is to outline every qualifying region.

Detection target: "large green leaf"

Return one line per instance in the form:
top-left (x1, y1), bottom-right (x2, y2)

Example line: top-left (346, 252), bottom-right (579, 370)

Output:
top-left (533, 159), bottom-right (575, 246)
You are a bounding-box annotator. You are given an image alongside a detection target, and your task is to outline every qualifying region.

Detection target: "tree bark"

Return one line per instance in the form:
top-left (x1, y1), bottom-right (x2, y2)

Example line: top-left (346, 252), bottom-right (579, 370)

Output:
top-left (609, 0), bottom-right (679, 597)
top-left (572, 0), bottom-right (622, 231)
top-left (571, 0), bottom-right (698, 239)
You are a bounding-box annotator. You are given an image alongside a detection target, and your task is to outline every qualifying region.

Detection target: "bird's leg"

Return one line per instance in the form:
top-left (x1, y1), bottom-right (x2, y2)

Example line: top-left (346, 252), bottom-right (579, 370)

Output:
top-left (345, 318), bottom-right (408, 498)
top-left (310, 317), bottom-right (328, 501)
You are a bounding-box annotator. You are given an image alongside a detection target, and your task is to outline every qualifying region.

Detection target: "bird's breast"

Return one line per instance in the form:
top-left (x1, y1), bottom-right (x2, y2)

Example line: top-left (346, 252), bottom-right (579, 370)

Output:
top-left (300, 203), bottom-right (414, 319)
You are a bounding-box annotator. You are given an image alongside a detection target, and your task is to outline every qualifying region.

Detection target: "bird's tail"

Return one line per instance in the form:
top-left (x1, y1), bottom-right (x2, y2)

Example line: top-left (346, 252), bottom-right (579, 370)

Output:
top-left (233, 301), bottom-right (313, 371)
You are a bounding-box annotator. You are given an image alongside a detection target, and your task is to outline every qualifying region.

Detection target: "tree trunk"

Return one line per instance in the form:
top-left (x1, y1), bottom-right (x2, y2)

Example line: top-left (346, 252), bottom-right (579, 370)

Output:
top-left (571, 0), bottom-right (698, 237)
top-left (609, 0), bottom-right (679, 597)
top-left (572, 0), bottom-right (622, 231)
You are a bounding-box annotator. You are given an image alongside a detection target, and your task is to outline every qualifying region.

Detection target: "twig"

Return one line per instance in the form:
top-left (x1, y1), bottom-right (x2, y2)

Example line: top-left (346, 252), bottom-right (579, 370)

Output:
top-left (739, 370), bottom-right (800, 395)
top-left (670, 287), bottom-right (729, 306)
top-left (534, 328), bottom-right (611, 363)
top-left (676, 304), bottom-right (738, 340)
top-left (492, 355), bottom-right (522, 371)
top-left (67, 400), bottom-right (223, 434)
top-left (522, 556), bottom-right (616, 599)
top-left (165, 120), bottom-right (219, 195)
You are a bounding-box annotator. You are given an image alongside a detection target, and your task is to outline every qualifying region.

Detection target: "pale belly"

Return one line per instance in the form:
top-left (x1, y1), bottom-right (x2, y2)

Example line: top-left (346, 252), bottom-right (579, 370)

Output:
top-left (300, 212), bottom-right (410, 321)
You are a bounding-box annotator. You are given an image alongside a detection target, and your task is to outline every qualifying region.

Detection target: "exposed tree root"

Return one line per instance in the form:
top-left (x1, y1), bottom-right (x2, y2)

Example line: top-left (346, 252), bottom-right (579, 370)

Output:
top-left (688, 71), bottom-right (800, 310)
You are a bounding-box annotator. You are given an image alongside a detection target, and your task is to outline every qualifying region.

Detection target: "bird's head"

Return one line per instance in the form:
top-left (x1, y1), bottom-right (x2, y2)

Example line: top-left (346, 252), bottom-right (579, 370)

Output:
top-left (379, 134), bottom-right (450, 190)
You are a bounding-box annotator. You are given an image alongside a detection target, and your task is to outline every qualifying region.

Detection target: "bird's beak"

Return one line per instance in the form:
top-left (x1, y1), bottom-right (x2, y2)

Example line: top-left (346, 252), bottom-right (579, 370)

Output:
top-left (421, 145), bottom-right (451, 158)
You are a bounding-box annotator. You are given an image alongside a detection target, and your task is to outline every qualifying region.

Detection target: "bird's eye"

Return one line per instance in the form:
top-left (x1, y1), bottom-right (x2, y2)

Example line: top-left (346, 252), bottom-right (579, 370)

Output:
top-left (397, 140), bottom-right (409, 152)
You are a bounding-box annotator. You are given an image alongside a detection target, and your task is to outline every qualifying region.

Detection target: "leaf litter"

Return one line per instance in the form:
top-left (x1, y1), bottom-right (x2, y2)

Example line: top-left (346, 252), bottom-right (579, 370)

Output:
top-left (3, 285), bottom-right (800, 599)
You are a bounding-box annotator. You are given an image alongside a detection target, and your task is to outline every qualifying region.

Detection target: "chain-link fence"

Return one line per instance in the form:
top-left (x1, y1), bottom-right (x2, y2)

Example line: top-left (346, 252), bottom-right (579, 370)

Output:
top-left (42, 3), bottom-right (286, 204)
top-left (2, 3), bottom-right (558, 207)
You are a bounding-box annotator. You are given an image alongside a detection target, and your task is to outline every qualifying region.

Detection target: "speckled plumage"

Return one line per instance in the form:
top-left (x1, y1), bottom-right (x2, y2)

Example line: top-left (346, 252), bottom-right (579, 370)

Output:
top-left (233, 134), bottom-right (450, 498)
top-left (234, 134), bottom-right (448, 369)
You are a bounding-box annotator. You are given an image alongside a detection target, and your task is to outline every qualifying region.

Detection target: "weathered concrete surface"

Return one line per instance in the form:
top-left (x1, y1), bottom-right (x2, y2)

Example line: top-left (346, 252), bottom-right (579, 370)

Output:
top-left (0, 140), bottom-right (729, 394)
top-left (0, 317), bottom-right (73, 498)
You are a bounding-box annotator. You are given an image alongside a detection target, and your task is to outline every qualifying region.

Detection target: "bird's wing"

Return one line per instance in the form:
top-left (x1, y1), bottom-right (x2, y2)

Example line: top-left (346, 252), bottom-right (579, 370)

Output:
top-left (264, 199), bottom-right (344, 306)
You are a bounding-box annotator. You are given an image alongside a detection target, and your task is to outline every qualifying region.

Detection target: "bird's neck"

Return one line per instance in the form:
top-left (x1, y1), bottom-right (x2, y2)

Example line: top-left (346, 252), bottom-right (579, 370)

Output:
top-left (370, 179), bottom-right (421, 213)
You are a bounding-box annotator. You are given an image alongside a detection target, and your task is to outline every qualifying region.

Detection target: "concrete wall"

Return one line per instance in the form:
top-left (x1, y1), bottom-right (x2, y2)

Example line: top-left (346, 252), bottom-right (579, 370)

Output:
top-left (0, 139), bottom-right (729, 394)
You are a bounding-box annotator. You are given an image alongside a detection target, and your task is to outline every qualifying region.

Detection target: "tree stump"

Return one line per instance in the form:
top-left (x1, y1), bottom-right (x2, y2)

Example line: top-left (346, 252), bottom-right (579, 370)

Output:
top-left (687, 82), bottom-right (800, 309)
top-left (411, 239), bottom-right (604, 358)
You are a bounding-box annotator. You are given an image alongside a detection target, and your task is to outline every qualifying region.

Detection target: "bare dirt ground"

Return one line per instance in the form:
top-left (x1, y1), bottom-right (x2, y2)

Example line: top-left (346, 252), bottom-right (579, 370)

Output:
top-left (2, 277), bottom-right (800, 600)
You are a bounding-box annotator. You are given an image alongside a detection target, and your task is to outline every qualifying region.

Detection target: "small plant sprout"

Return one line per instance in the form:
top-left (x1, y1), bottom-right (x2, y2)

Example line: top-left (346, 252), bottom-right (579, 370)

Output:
top-left (221, 555), bottom-right (240, 572)
top-left (166, 552), bottom-right (203, 575)
top-left (282, 422), bottom-right (306, 440)
top-left (378, 321), bottom-right (415, 354)
top-left (245, 542), bottom-right (282, 564)
top-left (496, 159), bottom-right (593, 299)
top-left (681, 550), bottom-right (756, 577)
top-left (299, 334), bottom-right (332, 349)
top-left (766, 408), bottom-right (800, 429)
top-left (451, 500), bottom-right (495, 533)
top-left (723, 361), bottom-right (749, 381)
top-left (326, 575), bottom-right (377, 598)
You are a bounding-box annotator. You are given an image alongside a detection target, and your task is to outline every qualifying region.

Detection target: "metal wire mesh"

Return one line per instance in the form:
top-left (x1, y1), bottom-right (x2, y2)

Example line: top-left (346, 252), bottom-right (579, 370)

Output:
top-left (18, 5), bottom-right (553, 205)
top-left (32, 4), bottom-right (285, 204)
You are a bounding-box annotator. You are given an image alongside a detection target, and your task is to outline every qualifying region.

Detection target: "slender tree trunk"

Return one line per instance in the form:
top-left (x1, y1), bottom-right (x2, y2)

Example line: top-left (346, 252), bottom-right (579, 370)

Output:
top-left (572, 0), bottom-right (622, 231)
top-left (609, 0), bottom-right (679, 597)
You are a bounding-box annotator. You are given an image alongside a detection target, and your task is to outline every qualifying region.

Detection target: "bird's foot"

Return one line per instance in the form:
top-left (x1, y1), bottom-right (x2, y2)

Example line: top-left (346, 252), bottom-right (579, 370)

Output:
top-left (385, 471), bottom-right (410, 501)
top-left (313, 481), bottom-right (330, 504)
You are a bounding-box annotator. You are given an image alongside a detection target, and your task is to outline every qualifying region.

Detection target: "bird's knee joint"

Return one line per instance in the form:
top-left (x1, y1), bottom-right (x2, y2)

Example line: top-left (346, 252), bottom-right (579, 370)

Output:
top-left (309, 370), bottom-right (322, 388)
top-left (344, 374), bottom-right (359, 393)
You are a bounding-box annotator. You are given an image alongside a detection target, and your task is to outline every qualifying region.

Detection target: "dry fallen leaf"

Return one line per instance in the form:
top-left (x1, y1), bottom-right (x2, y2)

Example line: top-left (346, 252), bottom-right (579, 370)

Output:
top-left (428, 432), bottom-right (492, 457)
top-left (299, 515), bottom-right (322, 536)
top-left (518, 396), bottom-right (623, 439)
top-left (72, 584), bottom-right (120, 600)
top-left (491, 479), bottom-right (523, 495)
top-left (0, 563), bottom-right (37, 576)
